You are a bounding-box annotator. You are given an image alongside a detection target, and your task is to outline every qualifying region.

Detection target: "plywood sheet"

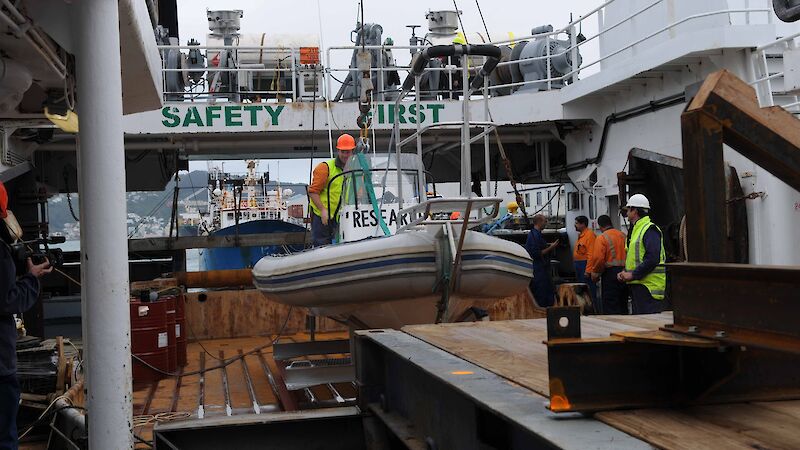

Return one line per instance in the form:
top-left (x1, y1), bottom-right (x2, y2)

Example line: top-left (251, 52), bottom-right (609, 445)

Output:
top-left (184, 289), bottom-right (346, 340)
top-left (404, 315), bottom-right (648, 396)
top-left (402, 313), bottom-right (800, 450)
top-left (597, 402), bottom-right (800, 450)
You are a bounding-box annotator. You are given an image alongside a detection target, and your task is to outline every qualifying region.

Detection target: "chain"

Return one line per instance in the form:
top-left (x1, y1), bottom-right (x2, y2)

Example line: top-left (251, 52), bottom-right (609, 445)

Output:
top-left (63, 169), bottom-right (79, 222)
top-left (726, 191), bottom-right (765, 204)
top-left (66, 191), bottom-right (79, 222)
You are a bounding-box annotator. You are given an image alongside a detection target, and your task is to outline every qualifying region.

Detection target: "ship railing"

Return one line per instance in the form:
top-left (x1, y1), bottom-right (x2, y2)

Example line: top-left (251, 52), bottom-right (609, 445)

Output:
top-left (157, 44), bottom-right (323, 103)
top-left (325, 44), bottom-right (475, 103)
top-left (396, 197), bottom-right (502, 233)
top-left (218, 194), bottom-right (288, 210)
top-left (157, 2), bottom-right (773, 105)
top-left (749, 28), bottom-right (800, 115)
top-left (325, 0), bottom-right (772, 99)
top-left (481, 0), bottom-right (772, 94)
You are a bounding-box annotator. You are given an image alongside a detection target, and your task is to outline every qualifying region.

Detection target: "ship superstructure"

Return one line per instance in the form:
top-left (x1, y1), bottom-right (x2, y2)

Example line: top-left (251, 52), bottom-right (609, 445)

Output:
top-left (202, 160), bottom-right (302, 234)
top-left (199, 160), bottom-right (306, 270)
top-left (3, 1), bottom-right (800, 449)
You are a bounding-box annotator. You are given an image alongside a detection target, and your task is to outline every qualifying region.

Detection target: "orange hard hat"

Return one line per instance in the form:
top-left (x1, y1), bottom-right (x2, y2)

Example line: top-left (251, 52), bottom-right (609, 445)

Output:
top-left (336, 134), bottom-right (356, 150)
top-left (0, 182), bottom-right (7, 218)
top-left (450, 211), bottom-right (461, 220)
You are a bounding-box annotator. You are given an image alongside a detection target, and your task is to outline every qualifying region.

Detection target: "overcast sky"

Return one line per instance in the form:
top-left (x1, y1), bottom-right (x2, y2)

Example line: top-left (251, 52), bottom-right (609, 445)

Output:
top-left (180, 0), bottom-right (602, 181)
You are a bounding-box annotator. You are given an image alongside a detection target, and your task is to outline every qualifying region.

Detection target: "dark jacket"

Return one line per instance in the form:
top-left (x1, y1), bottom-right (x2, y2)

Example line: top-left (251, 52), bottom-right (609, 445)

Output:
top-left (0, 241), bottom-right (40, 377)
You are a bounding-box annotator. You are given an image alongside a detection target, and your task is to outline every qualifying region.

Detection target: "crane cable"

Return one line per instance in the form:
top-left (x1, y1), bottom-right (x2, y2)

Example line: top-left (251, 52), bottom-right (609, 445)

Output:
top-left (475, 0), bottom-right (492, 41)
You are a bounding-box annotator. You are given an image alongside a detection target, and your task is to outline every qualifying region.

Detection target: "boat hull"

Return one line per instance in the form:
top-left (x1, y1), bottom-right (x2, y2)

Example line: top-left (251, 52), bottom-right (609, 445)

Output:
top-left (252, 228), bottom-right (533, 328)
top-left (201, 220), bottom-right (306, 271)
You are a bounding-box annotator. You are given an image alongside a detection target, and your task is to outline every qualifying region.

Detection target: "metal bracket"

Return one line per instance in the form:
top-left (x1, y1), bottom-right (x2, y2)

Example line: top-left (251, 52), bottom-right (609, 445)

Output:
top-left (547, 325), bottom-right (800, 413)
top-left (546, 306), bottom-right (581, 340)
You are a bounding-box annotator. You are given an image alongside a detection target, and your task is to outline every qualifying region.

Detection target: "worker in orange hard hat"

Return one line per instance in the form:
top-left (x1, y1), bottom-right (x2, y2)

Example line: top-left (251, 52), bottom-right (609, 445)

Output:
top-left (308, 134), bottom-right (356, 246)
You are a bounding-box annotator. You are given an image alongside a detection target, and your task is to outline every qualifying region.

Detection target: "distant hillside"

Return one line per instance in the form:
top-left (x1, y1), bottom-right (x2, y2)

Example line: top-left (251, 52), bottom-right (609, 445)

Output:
top-left (48, 170), bottom-right (308, 239)
top-left (49, 170), bottom-right (208, 239)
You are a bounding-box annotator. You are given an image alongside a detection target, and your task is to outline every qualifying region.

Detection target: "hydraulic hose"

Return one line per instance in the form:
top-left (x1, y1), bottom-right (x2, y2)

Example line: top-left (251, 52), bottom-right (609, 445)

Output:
top-left (401, 44), bottom-right (502, 91)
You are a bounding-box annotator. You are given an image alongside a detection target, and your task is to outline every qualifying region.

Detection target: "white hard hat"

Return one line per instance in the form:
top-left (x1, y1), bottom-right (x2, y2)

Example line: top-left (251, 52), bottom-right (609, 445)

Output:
top-left (625, 193), bottom-right (650, 209)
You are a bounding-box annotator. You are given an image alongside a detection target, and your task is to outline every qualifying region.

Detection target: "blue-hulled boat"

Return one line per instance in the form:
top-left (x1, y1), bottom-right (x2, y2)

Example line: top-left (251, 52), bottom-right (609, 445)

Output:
top-left (199, 160), bottom-right (308, 270)
top-left (200, 219), bottom-right (306, 270)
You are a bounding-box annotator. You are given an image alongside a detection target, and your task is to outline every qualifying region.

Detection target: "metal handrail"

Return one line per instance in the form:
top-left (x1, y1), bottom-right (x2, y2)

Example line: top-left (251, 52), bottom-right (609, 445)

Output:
top-left (159, 2), bottom-right (775, 103)
top-left (395, 197), bottom-right (502, 233)
top-left (324, 2), bottom-right (772, 97)
top-left (326, 167), bottom-right (429, 218)
top-left (397, 121), bottom-right (496, 147)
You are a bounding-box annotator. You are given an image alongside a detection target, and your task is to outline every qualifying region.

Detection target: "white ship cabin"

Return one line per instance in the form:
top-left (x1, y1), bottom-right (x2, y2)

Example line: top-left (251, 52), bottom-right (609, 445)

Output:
top-left (27, 0), bottom-right (800, 266)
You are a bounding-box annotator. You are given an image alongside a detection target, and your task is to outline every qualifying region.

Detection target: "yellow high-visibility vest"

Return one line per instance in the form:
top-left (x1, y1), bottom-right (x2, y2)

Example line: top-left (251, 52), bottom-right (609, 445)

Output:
top-left (309, 159), bottom-right (344, 219)
top-left (625, 216), bottom-right (666, 300)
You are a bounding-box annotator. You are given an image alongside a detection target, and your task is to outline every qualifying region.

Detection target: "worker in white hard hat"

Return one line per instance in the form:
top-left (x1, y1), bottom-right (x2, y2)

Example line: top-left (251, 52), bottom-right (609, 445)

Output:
top-left (617, 194), bottom-right (667, 314)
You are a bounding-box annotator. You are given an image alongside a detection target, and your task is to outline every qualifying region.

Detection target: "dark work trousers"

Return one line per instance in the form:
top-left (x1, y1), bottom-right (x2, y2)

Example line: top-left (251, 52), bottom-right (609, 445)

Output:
top-left (530, 261), bottom-right (555, 307)
top-left (311, 213), bottom-right (338, 247)
top-left (573, 260), bottom-right (597, 307)
top-left (600, 267), bottom-right (627, 314)
top-left (629, 284), bottom-right (665, 314)
top-left (0, 374), bottom-right (19, 450)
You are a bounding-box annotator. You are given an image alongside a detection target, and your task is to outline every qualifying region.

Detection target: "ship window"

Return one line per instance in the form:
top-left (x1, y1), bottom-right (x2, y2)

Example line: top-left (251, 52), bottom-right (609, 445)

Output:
top-left (227, 213), bottom-right (234, 220)
top-left (261, 212), bottom-right (266, 218)
top-left (588, 195), bottom-right (596, 220)
top-left (536, 192), bottom-right (542, 205)
top-left (568, 192), bottom-right (580, 211)
top-left (525, 193), bottom-right (530, 207)
top-left (277, 212), bottom-right (281, 219)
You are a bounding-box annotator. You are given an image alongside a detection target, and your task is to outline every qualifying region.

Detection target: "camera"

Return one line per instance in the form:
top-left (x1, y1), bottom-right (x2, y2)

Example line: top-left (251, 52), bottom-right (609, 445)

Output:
top-left (10, 236), bottom-right (65, 276)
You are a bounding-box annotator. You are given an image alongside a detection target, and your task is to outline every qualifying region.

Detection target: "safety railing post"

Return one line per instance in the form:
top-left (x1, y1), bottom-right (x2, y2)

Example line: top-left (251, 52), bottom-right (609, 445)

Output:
top-left (570, 24), bottom-right (578, 83)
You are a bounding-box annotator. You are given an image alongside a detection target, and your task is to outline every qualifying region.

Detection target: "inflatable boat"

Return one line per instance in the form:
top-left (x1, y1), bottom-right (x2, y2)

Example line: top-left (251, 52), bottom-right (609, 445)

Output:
top-left (252, 224), bottom-right (533, 328)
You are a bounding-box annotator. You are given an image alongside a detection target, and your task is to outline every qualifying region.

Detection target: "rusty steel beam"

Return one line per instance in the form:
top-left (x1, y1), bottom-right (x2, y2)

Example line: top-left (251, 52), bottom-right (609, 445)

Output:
top-left (681, 110), bottom-right (728, 263)
top-left (668, 262), bottom-right (800, 353)
top-left (172, 269), bottom-right (253, 288)
top-left (684, 69), bottom-right (800, 192)
top-left (681, 70), bottom-right (800, 262)
top-left (546, 309), bottom-right (800, 413)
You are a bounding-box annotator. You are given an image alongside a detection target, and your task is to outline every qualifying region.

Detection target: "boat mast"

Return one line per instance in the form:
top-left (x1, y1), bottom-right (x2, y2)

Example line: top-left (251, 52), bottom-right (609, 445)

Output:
top-left (77, 0), bottom-right (133, 447)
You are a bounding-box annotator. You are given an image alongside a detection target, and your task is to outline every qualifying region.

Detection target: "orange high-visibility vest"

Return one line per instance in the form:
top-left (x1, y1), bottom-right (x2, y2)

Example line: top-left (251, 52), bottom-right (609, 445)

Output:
top-left (586, 228), bottom-right (627, 274)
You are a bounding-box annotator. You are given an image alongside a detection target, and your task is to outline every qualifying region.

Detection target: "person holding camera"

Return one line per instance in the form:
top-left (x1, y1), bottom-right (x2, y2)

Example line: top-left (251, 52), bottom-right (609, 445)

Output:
top-left (0, 181), bottom-right (52, 450)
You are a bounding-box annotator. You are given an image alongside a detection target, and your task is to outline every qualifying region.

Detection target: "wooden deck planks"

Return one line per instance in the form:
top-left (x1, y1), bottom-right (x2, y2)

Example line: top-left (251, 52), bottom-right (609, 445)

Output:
top-left (402, 314), bottom-right (800, 450)
top-left (403, 315), bottom-right (650, 396)
top-left (597, 402), bottom-right (800, 450)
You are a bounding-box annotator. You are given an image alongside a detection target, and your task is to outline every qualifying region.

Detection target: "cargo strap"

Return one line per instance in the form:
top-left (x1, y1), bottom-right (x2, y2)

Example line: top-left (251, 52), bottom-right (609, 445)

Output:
top-left (356, 152), bottom-right (391, 237)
